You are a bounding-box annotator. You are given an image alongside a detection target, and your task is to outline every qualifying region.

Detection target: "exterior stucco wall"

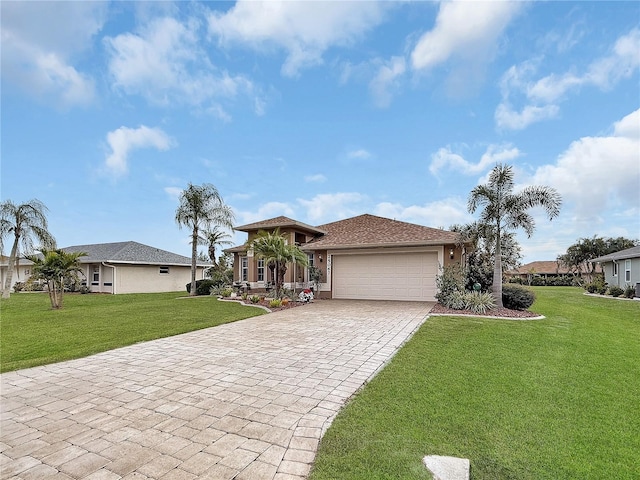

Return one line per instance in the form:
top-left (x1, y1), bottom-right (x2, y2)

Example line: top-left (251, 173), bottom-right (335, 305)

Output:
top-left (112, 264), bottom-right (206, 294)
top-left (0, 264), bottom-right (35, 291)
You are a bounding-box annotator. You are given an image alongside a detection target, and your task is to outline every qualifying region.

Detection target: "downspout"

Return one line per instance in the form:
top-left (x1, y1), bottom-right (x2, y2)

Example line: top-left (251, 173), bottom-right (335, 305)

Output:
top-left (102, 262), bottom-right (116, 294)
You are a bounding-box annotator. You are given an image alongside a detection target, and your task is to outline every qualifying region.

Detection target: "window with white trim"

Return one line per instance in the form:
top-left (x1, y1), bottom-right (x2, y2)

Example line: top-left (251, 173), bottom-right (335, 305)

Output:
top-left (159, 266), bottom-right (169, 274)
top-left (307, 253), bottom-right (314, 268)
top-left (241, 256), bottom-right (248, 282)
top-left (92, 266), bottom-right (100, 284)
top-left (613, 262), bottom-right (618, 277)
top-left (625, 260), bottom-right (631, 282)
top-left (257, 258), bottom-right (264, 282)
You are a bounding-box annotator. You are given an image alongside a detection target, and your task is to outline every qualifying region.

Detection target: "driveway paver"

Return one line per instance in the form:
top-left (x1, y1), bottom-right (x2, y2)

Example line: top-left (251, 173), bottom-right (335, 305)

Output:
top-left (1, 300), bottom-right (433, 479)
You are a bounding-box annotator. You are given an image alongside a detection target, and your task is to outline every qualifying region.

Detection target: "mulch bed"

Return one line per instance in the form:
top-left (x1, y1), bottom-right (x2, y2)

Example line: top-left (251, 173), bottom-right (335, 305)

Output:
top-left (221, 297), bottom-right (313, 312)
top-left (429, 303), bottom-right (541, 319)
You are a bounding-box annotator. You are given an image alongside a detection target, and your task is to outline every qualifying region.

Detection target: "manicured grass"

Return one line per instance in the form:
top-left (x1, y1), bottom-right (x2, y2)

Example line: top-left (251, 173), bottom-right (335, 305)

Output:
top-left (310, 287), bottom-right (640, 479)
top-left (0, 292), bottom-right (266, 373)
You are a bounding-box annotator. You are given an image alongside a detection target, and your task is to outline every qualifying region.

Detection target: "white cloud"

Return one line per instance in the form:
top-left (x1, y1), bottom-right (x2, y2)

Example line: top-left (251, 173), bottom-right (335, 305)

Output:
top-left (237, 202), bottom-right (296, 225)
top-left (207, 1), bottom-right (387, 77)
top-left (530, 109), bottom-right (640, 220)
top-left (369, 56), bottom-right (406, 108)
top-left (103, 125), bottom-right (175, 177)
top-left (496, 28), bottom-right (640, 130)
top-left (1, 1), bottom-right (105, 108)
top-left (411, 1), bottom-right (522, 71)
top-left (430, 144), bottom-right (521, 176)
top-left (347, 149), bottom-right (372, 160)
top-left (304, 174), bottom-right (327, 183)
top-left (298, 193), bottom-right (369, 223)
top-left (374, 198), bottom-right (472, 230)
top-left (164, 187), bottom-right (183, 201)
top-left (105, 16), bottom-right (260, 113)
top-left (495, 103), bottom-right (560, 131)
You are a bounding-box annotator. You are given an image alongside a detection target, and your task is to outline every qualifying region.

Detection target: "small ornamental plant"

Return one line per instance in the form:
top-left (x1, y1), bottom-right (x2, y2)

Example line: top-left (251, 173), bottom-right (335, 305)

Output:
top-left (299, 289), bottom-right (314, 303)
top-left (269, 299), bottom-right (282, 308)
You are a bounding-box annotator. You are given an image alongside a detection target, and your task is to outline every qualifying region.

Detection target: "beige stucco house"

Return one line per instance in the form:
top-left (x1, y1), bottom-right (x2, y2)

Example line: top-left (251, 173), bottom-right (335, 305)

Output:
top-left (0, 241), bottom-right (210, 294)
top-left (226, 214), bottom-right (467, 302)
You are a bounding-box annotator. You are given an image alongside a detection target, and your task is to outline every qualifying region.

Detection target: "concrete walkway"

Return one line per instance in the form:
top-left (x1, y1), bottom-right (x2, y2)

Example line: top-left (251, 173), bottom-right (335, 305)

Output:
top-left (1, 300), bottom-right (432, 480)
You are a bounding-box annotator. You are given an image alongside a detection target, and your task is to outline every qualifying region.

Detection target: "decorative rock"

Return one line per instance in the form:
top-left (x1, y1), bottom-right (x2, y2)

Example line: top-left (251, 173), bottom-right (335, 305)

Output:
top-left (423, 455), bottom-right (470, 480)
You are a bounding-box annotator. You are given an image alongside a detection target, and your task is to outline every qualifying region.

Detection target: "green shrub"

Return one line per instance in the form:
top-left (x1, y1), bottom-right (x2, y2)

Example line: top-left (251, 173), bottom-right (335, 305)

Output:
top-left (269, 299), bottom-right (282, 308)
top-left (586, 283), bottom-right (598, 293)
top-left (186, 279), bottom-right (217, 296)
top-left (12, 282), bottom-right (25, 293)
top-left (502, 284), bottom-right (536, 311)
top-left (220, 288), bottom-right (233, 298)
top-left (435, 264), bottom-right (466, 306)
top-left (249, 295), bottom-right (261, 304)
top-left (463, 291), bottom-right (496, 314)
top-left (623, 285), bottom-right (636, 299)
top-left (608, 286), bottom-right (624, 298)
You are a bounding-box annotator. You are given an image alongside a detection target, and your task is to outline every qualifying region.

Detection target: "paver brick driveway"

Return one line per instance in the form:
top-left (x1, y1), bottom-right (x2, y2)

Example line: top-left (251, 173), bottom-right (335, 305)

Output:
top-left (1, 299), bottom-right (433, 480)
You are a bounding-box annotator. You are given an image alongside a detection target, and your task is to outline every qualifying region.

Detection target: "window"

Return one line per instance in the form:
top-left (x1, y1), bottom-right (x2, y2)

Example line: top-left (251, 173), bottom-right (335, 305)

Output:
top-left (257, 259), bottom-right (264, 282)
top-left (625, 260), bottom-right (631, 282)
top-left (613, 262), bottom-right (618, 277)
top-left (159, 266), bottom-right (169, 274)
top-left (307, 253), bottom-right (315, 268)
top-left (92, 266), bottom-right (100, 285)
top-left (241, 257), bottom-right (248, 282)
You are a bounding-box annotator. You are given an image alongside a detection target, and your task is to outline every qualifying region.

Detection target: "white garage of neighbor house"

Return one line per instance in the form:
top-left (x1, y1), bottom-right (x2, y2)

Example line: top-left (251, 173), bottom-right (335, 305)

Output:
top-left (227, 214), bottom-right (467, 302)
top-left (0, 241), bottom-right (210, 294)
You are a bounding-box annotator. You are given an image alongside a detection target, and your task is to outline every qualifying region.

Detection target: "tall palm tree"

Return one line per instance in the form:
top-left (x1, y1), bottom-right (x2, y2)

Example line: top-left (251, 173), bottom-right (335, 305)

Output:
top-left (198, 226), bottom-right (233, 268)
top-left (175, 183), bottom-right (234, 296)
top-left (250, 229), bottom-right (308, 298)
top-left (1, 199), bottom-right (56, 298)
top-left (27, 248), bottom-right (86, 309)
top-left (468, 163), bottom-right (561, 307)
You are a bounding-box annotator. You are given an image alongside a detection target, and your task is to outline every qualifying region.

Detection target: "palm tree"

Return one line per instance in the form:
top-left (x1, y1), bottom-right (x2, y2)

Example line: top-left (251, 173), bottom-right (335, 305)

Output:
top-left (250, 229), bottom-right (308, 298)
top-left (1, 199), bottom-right (56, 298)
top-left (27, 248), bottom-right (86, 309)
top-left (468, 163), bottom-right (561, 307)
top-left (175, 183), bottom-right (234, 296)
top-left (198, 226), bottom-right (233, 268)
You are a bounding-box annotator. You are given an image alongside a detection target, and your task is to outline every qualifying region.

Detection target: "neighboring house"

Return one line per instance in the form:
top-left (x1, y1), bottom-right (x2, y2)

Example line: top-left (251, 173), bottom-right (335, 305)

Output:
top-left (226, 214), bottom-right (467, 302)
top-left (0, 241), bottom-right (210, 294)
top-left (0, 255), bottom-right (35, 290)
top-left (591, 245), bottom-right (640, 290)
top-left (505, 260), bottom-right (588, 282)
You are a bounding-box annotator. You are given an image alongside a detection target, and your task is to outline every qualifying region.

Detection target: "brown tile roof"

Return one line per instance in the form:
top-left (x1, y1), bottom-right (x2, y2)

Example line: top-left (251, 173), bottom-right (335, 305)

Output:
top-left (507, 261), bottom-right (585, 275)
top-left (303, 214), bottom-right (460, 250)
top-left (235, 216), bottom-right (326, 235)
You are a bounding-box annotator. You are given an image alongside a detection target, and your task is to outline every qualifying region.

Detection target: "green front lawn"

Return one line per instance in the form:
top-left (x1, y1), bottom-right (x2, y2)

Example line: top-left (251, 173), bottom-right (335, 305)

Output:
top-left (310, 287), bottom-right (640, 479)
top-left (0, 292), bottom-right (265, 373)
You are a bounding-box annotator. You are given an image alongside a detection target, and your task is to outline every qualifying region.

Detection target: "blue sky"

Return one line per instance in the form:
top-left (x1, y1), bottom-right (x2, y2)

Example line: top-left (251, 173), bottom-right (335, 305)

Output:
top-left (2, 1), bottom-right (639, 264)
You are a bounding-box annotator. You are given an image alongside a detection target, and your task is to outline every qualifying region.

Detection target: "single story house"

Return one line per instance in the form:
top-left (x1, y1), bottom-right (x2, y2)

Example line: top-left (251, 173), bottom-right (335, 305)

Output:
top-left (505, 260), bottom-right (588, 282)
top-left (0, 241), bottom-right (210, 294)
top-left (225, 214), bottom-right (467, 302)
top-left (590, 245), bottom-right (640, 290)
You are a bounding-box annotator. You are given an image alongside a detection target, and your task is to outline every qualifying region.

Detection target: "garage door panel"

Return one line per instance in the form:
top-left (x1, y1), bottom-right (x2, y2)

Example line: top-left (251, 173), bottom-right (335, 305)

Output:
top-left (333, 252), bottom-right (438, 301)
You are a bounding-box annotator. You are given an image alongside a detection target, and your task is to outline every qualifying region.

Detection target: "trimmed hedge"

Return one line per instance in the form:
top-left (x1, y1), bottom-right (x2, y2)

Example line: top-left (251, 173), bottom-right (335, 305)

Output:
top-left (186, 279), bottom-right (216, 296)
top-left (502, 284), bottom-right (536, 311)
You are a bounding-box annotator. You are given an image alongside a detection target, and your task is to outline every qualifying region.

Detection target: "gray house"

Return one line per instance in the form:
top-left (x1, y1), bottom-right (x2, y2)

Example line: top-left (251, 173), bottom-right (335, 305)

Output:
top-left (0, 241), bottom-right (210, 294)
top-left (591, 245), bottom-right (640, 291)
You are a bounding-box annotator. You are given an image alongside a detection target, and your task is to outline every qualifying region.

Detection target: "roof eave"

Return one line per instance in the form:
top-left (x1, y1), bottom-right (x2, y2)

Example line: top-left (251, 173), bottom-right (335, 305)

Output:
top-left (301, 240), bottom-right (463, 251)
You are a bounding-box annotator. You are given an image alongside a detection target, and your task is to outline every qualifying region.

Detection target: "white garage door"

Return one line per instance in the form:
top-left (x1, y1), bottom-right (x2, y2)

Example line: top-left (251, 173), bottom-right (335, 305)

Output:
top-left (332, 252), bottom-right (438, 301)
